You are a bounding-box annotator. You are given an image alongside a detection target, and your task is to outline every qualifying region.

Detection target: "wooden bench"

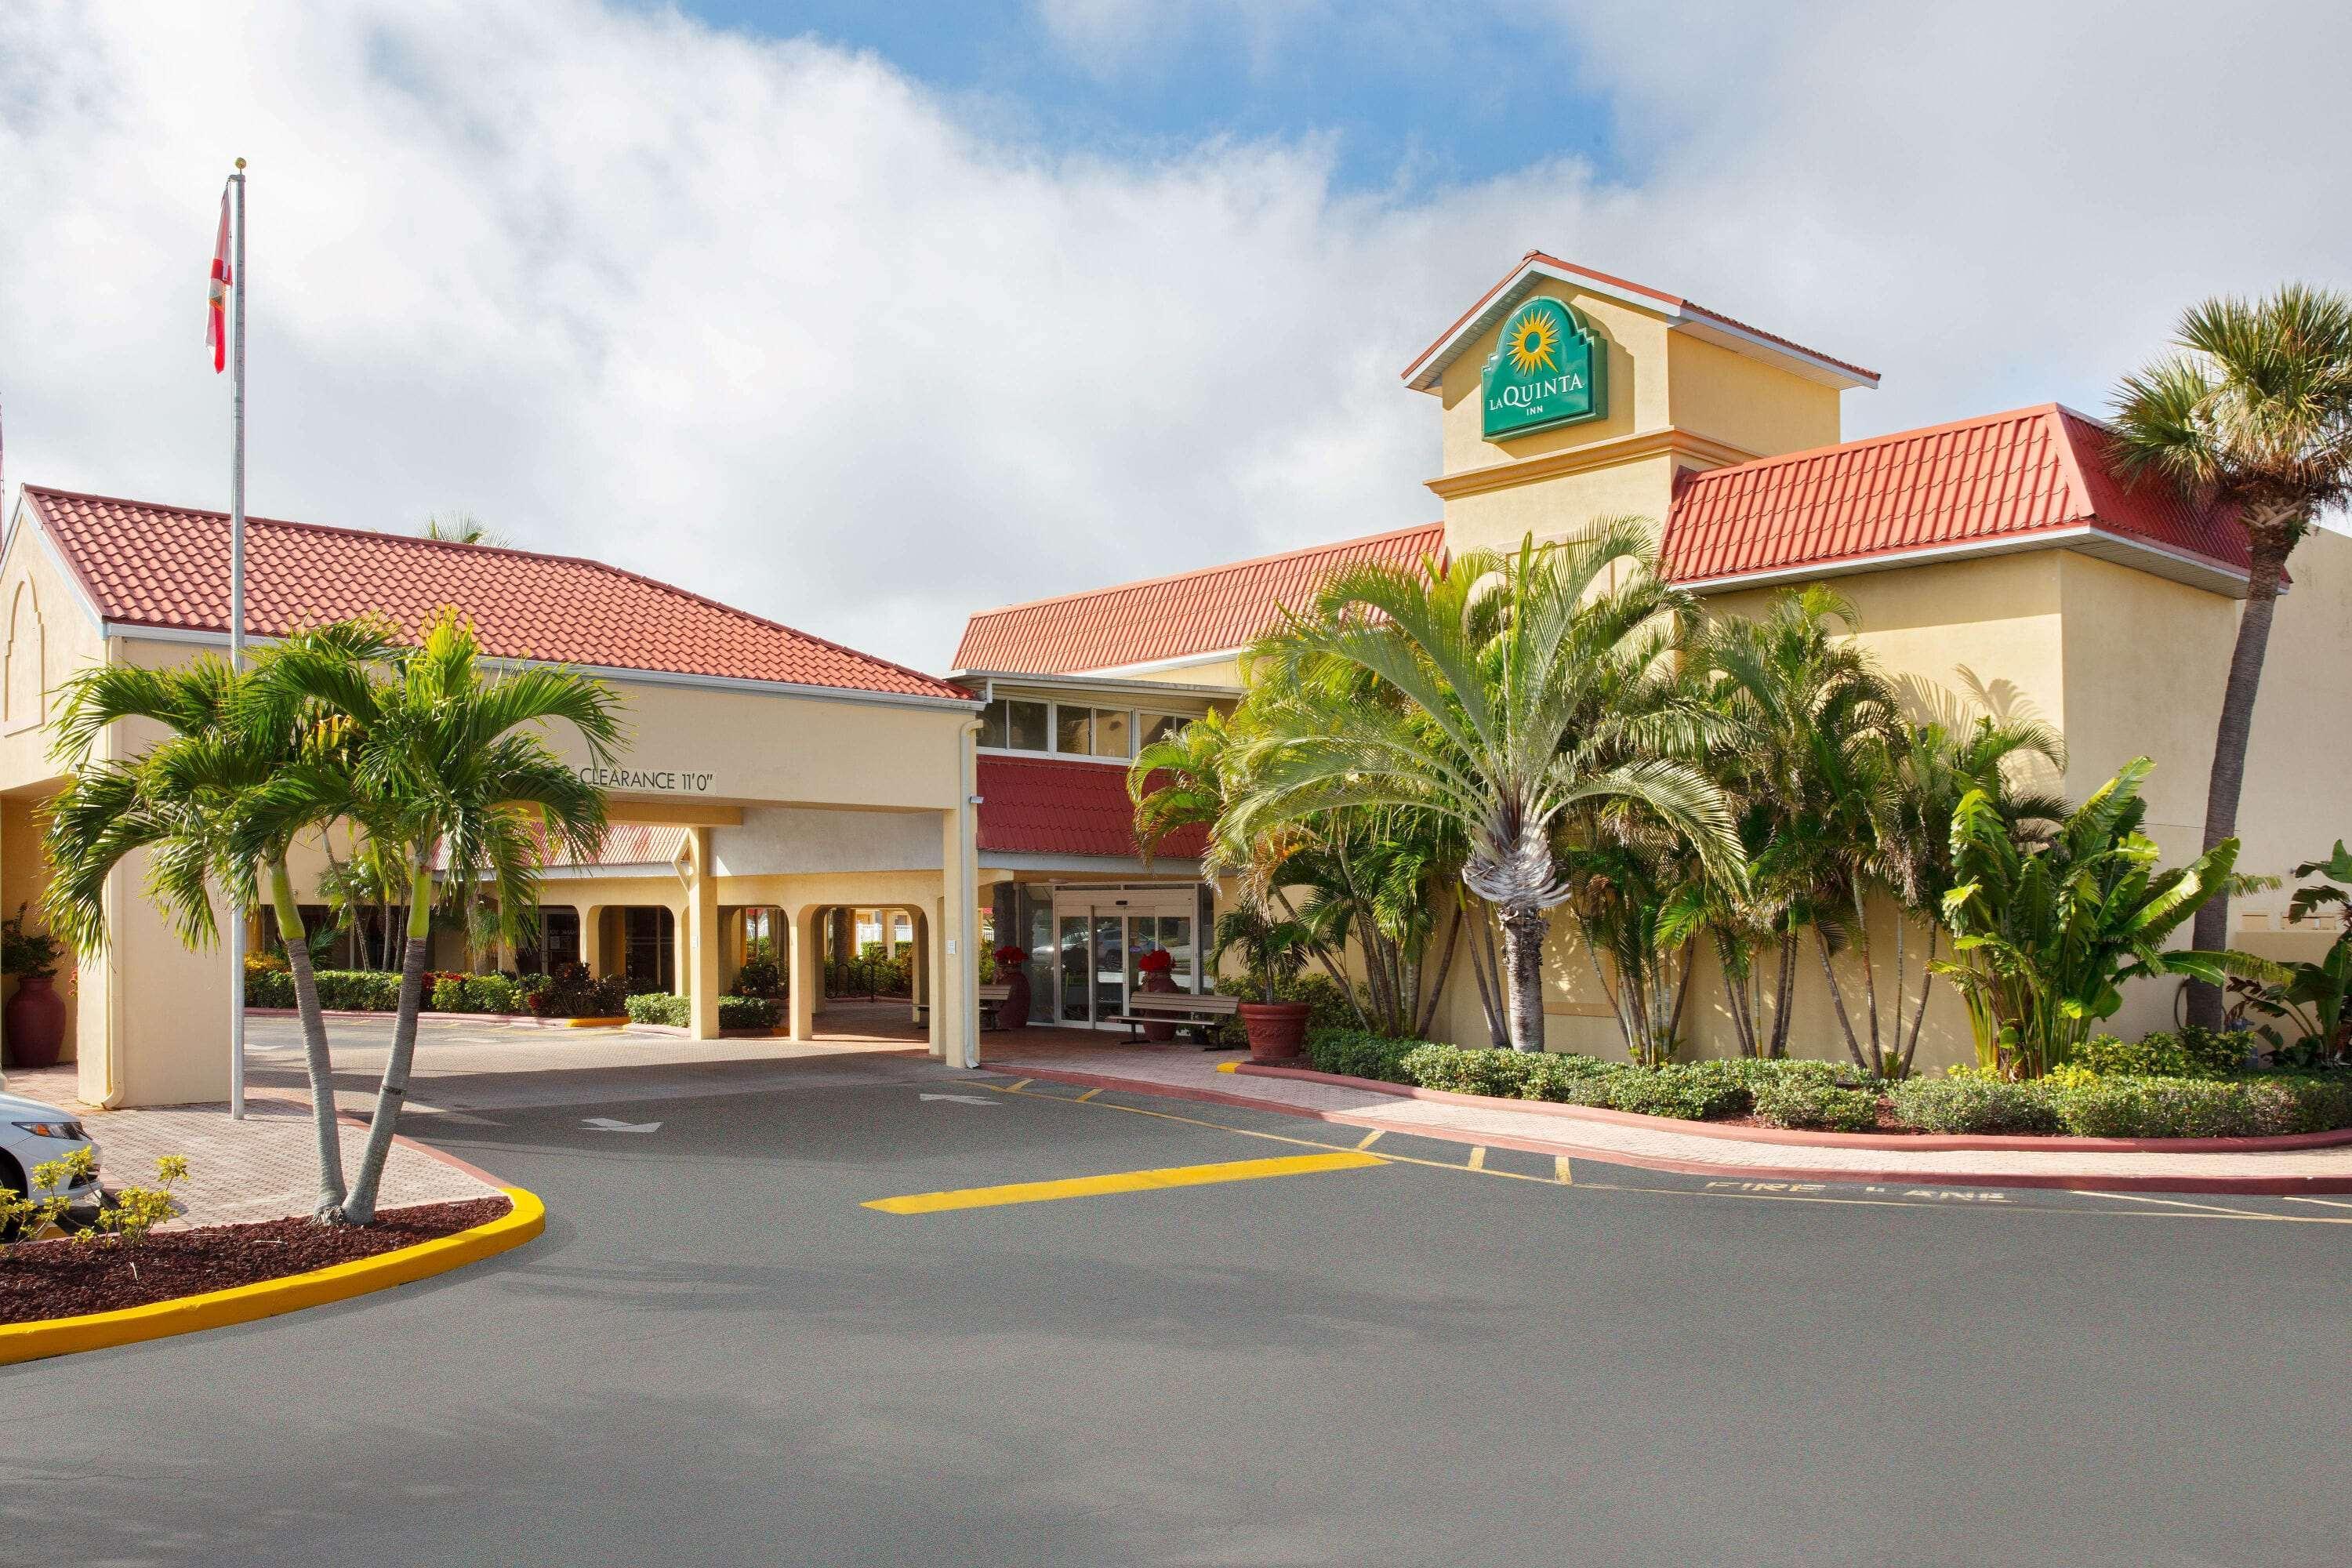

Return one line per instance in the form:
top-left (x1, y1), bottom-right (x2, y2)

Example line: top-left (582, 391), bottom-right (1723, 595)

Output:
top-left (1104, 992), bottom-right (1240, 1044)
top-left (913, 982), bottom-right (1012, 1029)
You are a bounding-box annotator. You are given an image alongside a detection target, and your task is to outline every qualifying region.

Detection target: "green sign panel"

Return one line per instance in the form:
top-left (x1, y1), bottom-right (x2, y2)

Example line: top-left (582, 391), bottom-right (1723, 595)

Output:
top-left (1480, 296), bottom-right (1606, 441)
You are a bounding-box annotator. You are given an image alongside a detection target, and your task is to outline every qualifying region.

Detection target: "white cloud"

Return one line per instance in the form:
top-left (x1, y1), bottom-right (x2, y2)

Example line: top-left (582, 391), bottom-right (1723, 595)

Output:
top-left (2, 1), bottom-right (2347, 672)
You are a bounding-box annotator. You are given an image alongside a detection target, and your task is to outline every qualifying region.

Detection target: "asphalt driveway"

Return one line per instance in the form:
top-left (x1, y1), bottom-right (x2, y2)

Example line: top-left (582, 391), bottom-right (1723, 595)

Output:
top-left (4, 1041), bottom-right (2348, 1566)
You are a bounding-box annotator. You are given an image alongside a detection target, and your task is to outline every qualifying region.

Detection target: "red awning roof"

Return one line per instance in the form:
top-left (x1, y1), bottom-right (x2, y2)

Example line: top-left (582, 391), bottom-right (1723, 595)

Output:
top-left (1662, 404), bottom-right (2249, 585)
top-left (977, 754), bottom-right (1205, 862)
top-left (20, 487), bottom-right (968, 701)
top-left (954, 522), bottom-right (1445, 676)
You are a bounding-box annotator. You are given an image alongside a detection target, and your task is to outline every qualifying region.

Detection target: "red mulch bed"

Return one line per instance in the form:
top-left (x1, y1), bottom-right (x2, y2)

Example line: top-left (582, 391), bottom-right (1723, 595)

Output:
top-left (0, 1196), bottom-right (511, 1324)
top-left (1720, 1101), bottom-right (1939, 1136)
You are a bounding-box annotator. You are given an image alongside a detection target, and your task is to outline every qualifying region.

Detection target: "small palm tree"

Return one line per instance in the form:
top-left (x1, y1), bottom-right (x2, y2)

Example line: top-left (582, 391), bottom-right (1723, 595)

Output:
top-left (256, 609), bottom-right (622, 1222)
top-left (2110, 285), bottom-right (2352, 1027)
top-left (1228, 524), bottom-right (1743, 1052)
top-left (419, 511), bottom-right (506, 547)
top-left (42, 624), bottom-right (401, 1217)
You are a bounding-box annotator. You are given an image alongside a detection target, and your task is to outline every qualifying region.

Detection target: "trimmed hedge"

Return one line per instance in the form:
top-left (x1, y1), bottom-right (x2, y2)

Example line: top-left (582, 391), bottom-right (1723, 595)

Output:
top-left (243, 968), bottom-right (405, 1011)
top-left (430, 973), bottom-right (523, 1014)
top-left (2076, 1027), bottom-right (2250, 1081)
top-left (1302, 1030), bottom-right (1851, 1122)
top-left (2051, 1074), bottom-right (2352, 1138)
top-left (1887, 1076), bottom-right (2066, 1134)
top-left (626, 993), bottom-right (784, 1030)
top-left (1753, 1077), bottom-right (1882, 1133)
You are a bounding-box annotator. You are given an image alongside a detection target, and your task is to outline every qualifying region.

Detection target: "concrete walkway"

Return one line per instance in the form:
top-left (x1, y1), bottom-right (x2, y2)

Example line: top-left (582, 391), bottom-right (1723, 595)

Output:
top-left (981, 1037), bottom-right (2352, 1192)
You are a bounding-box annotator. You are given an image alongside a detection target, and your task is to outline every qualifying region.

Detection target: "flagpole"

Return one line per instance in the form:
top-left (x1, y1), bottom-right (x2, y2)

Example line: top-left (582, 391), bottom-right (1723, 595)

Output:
top-left (227, 157), bottom-right (248, 1120)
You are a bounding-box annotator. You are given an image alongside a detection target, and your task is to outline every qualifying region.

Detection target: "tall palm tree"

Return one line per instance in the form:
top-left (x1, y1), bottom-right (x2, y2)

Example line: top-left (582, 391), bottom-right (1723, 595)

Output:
top-left (1227, 525), bottom-right (1743, 1053)
top-left (2110, 285), bottom-right (2352, 1028)
top-left (256, 609), bottom-right (622, 1222)
top-left (41, 624), bottom-right (401, 1217)
top-left (1696, 586), bottom-right (1904, 1069)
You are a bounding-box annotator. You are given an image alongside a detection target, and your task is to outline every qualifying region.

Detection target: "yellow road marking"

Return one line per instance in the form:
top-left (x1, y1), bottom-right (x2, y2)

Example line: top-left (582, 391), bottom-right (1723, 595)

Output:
top-left (975, 1080), bottom-right (2352, 1222)
top-left (1467, 1146), bottom-right (1486, 1171)
top-left (1355, 1129), bottom-right (1385, 1150)
top-left (1074, 1087), bottom-right (1102, 1102)
top-left (1007, 1079), bottom-right (1032, 1092)
top-left (1555, 1156), bottom-right (1573, 1185)
top-left (2283, 1194), bottom-right (2352, 1210)
top-left (864, 1151), bottom-right (1385, 1214)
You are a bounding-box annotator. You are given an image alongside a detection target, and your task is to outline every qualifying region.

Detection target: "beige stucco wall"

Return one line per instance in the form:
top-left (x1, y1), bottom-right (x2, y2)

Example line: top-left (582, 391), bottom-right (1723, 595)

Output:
top-left (1436, 282), bottom-right (1669, 478)
top-left (1664, 332), bottom-right (1842, 459)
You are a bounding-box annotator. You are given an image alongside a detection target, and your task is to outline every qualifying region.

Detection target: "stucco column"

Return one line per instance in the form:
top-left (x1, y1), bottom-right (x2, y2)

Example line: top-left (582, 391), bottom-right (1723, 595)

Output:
top-left (908, 908), bottom-right (927, 1029)
top-left (579, 904), bottom-right (604, 978)
top-left (685, 831), bottom-right (720, 1040)
top-left (787, 904), bottom-right (822, 1040)
top-left (935, 720), bottom-right (982, 1069)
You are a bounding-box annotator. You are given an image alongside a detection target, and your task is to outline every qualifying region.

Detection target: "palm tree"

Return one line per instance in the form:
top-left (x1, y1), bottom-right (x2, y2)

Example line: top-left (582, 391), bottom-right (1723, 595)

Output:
top-left (256, 609), bottom-right (622, 1222)
top-left (41, 625), bottom-right (401, 1217)
top-left (2110, 285), bottom-right (2352, 1028)
top-left (1226, 525), bottom-right (1743, 1053)
top-left (419, 511), bottom-right (506, 547)
top-left (1696, 586), bottom-right (1905, 1070)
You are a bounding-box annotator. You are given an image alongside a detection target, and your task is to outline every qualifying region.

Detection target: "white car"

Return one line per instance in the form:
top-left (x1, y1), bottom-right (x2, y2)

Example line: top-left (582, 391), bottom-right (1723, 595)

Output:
top-left (0, 1089), bottom-right (103, 1228)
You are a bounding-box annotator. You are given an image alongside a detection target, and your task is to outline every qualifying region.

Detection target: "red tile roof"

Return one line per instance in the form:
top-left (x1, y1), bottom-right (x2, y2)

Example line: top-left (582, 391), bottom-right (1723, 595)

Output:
top-left (954, 522), bottom-right (1446, 675)
top-left (1403, 250), bottom-right (1879, 390)
top-left (977, 755), bottom-right (1206, 862)
top-left (1662, 404), bottom-right (2249, 584)
top-left (20, 487), bottom-right (967, 701)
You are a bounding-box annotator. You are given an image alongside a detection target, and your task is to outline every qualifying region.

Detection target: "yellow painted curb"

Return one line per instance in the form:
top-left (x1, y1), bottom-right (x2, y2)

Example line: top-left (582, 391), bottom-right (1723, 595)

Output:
top-left (561, 1016), bottom-right (632, 1028)
top-left (0, 1185), bottom-right (546, 1367)
top-left (1214, 1060), bottom-right (1240, 1073)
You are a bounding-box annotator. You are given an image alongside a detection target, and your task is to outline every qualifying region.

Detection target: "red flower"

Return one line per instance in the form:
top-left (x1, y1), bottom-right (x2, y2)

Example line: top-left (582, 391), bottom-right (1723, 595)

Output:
top-left (993, 945), bottom-right (1029, 967)
top-left (1137, 949), bottom-right (1174, 974)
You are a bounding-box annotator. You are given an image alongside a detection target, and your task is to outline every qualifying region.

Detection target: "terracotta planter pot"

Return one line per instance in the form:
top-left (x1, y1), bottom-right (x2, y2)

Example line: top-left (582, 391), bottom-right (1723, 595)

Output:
top-left (5, 974), bottom-right (67, 1069)
top-left (999, 968), bottom-right (1031, 1031)
top-left (1238, 1000), bottom-right (1311, 1063)
top-left (1139, 971), bottom-right (1178, 1041)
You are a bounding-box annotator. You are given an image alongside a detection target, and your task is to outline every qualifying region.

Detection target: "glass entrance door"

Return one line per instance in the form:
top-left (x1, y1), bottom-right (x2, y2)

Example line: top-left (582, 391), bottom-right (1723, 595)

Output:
top-left (1047, 891), bottom-right (1203, 1028)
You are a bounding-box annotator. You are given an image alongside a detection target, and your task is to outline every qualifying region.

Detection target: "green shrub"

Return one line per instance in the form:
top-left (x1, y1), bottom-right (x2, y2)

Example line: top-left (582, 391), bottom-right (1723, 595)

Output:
top-left (522, 968), bottom-right (626, 1018)
top-left (314, 970), bottom-right (403, 1011)
top-left (732, 959), bottom-right (783, 999)
top-left (1212, 971), bottom-right (1364, 1044)
top-left (1303, 1029), bottom-right (1422, 1083)
top-left (427, 973), bottom-right (525, 1014)
top-left (2077, 1028), bottom-right (2250, 1080)
top-left (1605, 1064), bottom-right (1751, 1121)
top-left (1399, 1041), bottom-right (1534, 1097)
top-left (244, 970), bottom-right (296, 1009)
top-left (2050, 1073), bottom-right (2352, 1138)
top-left (1753, 1077), bottom-right (1882, 1133)
top-left (1517, 1051), bottom-right (1623, 1105)
top-left (1889, 1076), bottom-right (2064, 1134)
top-left (626, 993), bottom-right (691, 1027)
top-left (719, 995), bottom-right (781, 1030)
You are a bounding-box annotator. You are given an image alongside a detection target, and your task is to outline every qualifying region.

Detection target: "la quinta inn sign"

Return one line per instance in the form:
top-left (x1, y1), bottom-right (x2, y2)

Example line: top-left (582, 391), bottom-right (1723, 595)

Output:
top-left (1480, 296), bottom-right (1606, 440)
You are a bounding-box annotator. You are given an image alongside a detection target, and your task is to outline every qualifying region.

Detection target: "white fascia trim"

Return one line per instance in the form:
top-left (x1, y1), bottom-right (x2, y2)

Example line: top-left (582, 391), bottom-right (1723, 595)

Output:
top-left (954, 667), bottom-right (1244, 700)
top-left (5, 503), bottom-right (109, 640)
top-left (981, 851), bottom-right (1204, 874)
top-left (976, 746), bottom-right (1134, 767)
top-left (1404, 259), bottom-right (1878, 393)
top-left (97, 623), bottom-right (983, 712)
top-left (1676, 524), bottom-right (2249, 598)
top-left (1064, 648), bottom-right (1247, 681)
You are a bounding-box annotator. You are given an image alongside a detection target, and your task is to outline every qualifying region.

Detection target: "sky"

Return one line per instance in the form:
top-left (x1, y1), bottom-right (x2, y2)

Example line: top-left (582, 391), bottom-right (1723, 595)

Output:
top-left (2, 2), bottom-right (2348, 673)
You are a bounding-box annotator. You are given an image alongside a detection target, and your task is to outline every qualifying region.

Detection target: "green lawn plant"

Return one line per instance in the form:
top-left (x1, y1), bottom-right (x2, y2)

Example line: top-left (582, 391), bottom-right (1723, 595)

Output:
top-left (1933, 757), bottom-right (2267, 1078)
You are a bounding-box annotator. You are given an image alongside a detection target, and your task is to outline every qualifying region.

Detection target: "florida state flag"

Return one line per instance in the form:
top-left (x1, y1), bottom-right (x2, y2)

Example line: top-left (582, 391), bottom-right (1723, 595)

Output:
top-left (206, 186), bottom-right (232, 372)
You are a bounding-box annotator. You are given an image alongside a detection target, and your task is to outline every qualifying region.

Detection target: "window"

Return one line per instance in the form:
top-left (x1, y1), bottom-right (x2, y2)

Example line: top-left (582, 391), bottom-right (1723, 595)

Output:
top-left (1091, 709), bottom-right (1131, 758)
top-left (980, 698), bottom-right (1049, 752)
top-left (1055, 705), bottom-right (1091, 755)
top-left (1138, 712), bottom-right (1185, 750)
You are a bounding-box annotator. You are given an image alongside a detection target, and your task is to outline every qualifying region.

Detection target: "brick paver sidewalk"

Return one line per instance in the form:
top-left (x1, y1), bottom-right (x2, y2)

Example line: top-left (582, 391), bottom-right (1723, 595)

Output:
top-left (5, 1063), bottom-right (499, 1227)
top-left (981, 1040), bottom-right (2352, 1192)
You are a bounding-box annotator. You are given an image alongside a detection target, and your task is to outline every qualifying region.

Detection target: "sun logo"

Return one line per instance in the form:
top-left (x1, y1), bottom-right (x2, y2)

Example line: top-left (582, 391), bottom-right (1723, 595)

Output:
top-left (1504, 307), bottom-right (1560, 374)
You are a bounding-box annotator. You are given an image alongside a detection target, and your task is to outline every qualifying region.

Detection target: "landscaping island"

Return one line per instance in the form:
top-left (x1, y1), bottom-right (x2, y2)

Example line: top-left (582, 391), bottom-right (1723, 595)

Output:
top-left (0, 1196), bottom-right (512, 1323)
top-left (1292, 1028), bottom-right (2352, 1145)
